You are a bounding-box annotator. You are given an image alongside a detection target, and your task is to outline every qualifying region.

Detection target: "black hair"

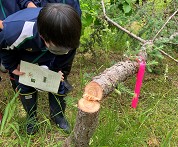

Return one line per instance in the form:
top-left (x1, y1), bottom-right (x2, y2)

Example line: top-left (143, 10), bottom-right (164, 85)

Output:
top-left (37, 3), bottom-right (82, 49)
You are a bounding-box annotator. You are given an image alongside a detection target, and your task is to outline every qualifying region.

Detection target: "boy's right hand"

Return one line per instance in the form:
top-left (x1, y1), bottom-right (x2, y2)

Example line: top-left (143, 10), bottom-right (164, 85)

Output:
top-left (58, 71), bottom-right (64, 81)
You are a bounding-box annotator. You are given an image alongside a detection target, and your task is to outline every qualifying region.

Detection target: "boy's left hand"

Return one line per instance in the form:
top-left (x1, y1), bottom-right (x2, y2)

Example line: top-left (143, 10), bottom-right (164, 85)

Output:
top-left (12, 65), bottom-right (25, 76)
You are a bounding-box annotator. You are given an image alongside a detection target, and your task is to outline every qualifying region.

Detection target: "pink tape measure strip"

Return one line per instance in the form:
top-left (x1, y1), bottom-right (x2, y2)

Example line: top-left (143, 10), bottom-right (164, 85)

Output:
top-left (131, 59), bottom-right (146, 108)
top-left (0, 112), bottom-right (2, 124)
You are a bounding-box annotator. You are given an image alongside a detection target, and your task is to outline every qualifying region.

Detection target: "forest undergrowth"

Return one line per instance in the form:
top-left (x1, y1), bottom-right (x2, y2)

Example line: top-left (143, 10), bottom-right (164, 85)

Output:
top-left (0, 0), bottom-right (178, 146)
top-left (0, 49), bottom-right (178, 146)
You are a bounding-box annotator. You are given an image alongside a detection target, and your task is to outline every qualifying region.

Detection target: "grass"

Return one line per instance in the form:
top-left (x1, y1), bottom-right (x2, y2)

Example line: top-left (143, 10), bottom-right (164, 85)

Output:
top-left (0, 50), bottom-right (178, 146)
top-left (0, 17), bottom-right (178, 145)
top-left (0, 0), bottom-right (177, 145)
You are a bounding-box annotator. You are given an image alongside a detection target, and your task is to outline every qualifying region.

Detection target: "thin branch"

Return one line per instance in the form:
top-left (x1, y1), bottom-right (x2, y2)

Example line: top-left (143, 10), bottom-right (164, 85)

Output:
top-left (152, 9), bottom-right (178, 42)
top-left (164, 42), bottom-right (178, 46)
top-left (158, 49), bottom-right (178, 63)
top-left (101, 0), bottom-right (146, 44)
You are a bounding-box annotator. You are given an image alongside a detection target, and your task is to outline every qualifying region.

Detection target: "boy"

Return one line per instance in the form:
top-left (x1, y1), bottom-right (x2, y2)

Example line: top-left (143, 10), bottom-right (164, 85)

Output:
top-left (0, 3), bottom-right (82, 135)
top-left (0, 0), bottom-right (37, 72)
top-left (0, 0), bottom-right (81, 92)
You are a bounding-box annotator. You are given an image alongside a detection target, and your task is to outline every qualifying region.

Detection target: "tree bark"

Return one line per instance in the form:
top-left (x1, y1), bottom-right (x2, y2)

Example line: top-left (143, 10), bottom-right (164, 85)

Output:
top-left (63, 109), bottom-right (100, 147)
top-left (92, 60), bottom-right (139, 97)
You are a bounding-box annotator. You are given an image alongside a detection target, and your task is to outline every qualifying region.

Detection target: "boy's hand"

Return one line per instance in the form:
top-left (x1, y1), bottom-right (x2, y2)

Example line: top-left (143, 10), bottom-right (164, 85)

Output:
top-left (12, 65), bottom-right (25, 76)
top-left (0, 20), bottom-right (3, 29)
top-left (27, 2), bottom-right (37, 8)
top-left (58, 71), bottom-right (64, 81)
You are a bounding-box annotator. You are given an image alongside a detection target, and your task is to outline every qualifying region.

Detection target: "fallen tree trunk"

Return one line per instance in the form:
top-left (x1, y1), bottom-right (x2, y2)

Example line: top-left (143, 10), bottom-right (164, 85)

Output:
top-left (92, 61), bottom-right (139, 96)
top-left (63, 60), bottom-right (139, 147)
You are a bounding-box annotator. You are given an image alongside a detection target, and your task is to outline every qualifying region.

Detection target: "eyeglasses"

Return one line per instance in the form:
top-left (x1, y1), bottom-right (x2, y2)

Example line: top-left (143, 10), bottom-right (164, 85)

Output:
top-left (48, 45), bottom-right (72, 55)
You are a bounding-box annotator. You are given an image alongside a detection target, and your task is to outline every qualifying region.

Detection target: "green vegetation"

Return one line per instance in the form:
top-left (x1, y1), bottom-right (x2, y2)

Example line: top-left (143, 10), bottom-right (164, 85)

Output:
top-left (0, 0), bottom-right (178, 146)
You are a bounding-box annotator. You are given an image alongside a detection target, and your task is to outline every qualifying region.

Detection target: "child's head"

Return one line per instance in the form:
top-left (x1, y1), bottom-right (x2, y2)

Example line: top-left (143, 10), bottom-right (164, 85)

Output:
top-left (37, 3), bottom-right (82, 55)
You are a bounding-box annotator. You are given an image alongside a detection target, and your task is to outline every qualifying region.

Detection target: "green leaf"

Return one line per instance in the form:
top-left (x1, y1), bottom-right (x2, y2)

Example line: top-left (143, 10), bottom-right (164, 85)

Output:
top-left (9, 123), bottom-right (21, 140)
top-left (146, 65), bottom-right (152, 73)
top-left (123, 3), bottom-right (131, 13)
top-left (114, 89), bottom-right (121, 96)
top-left (0, 92), bottom-right (19, 135)
top-left (161, 128), bottom-right (175, 146)
top-left (125, 0), bottom-right (132, 4)
top-left (82, 14), bottom-right (94, 28)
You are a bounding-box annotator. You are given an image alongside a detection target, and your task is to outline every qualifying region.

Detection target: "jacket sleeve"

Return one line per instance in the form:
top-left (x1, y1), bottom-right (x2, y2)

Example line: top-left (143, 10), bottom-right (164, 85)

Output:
top-left (0, 50), bottom-right (20, 73)
top-left (0, 31), bottom-right (20, 73)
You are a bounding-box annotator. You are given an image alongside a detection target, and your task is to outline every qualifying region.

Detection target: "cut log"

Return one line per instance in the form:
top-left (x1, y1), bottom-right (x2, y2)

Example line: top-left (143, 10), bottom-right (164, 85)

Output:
top-left (78, 98), bottom-right (100, 113)
top-left (83, 81), bottom-right (103, 101)
top-left (78, 81), bottom-right (102, 113)
top-left (63, 109), bottom-right (99, 147)
top-left (92, 60), bottom-right (139, 97)
top-left (63, 60), bottom-right (139, 147)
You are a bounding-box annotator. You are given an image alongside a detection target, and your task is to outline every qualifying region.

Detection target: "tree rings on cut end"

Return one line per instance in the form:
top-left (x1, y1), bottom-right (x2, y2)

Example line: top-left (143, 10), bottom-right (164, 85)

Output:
top-left (78, 98), bottom-right (100, 113)
top-left (84, 81), bottom-right (103, 101)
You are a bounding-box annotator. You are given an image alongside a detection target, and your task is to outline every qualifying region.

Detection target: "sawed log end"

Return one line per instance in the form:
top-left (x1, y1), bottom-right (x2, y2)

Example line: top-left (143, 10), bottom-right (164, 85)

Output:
top-left (78, 81), bottom-right (103, 113)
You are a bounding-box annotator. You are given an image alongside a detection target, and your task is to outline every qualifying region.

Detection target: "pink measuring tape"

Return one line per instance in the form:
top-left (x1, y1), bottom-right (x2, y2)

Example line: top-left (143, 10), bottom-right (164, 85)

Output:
top-left (0, 112), bottom-right (2, 124)
top-left (131, 58), bottom-right (146, 108)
